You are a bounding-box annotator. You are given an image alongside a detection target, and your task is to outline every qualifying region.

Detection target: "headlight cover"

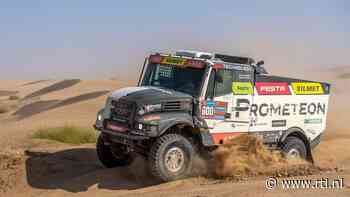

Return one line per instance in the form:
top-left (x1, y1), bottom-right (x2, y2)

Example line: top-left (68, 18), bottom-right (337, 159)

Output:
top-left (138, 103), bottom-right (162, 115)
top-left (95, 108), bottom-right (104, 129)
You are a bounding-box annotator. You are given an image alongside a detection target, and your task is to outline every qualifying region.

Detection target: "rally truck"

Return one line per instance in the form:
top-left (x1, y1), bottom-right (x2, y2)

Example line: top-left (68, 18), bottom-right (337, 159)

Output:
top-left (94, 50), bottom-right (331, 181)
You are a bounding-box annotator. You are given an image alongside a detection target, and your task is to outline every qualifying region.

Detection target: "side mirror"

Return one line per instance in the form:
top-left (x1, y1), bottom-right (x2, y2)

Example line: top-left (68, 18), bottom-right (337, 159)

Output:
top-left (255, 60), bottom-right (268, 74)
top-left (257, 60), bottom-right (264, 67)
top-left (256, 66), bottom-right (268, 74)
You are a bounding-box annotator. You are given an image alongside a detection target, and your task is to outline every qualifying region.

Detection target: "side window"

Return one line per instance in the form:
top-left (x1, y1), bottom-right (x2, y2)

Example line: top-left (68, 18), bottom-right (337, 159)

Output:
top-left (205, 68), bottom-right (253, 98)
top-left (235, 70), bottom-right (253, 83)
top-left (215, 69), bottom-right (235, 97)
top-left (231, 69), bottom-right (254, 95)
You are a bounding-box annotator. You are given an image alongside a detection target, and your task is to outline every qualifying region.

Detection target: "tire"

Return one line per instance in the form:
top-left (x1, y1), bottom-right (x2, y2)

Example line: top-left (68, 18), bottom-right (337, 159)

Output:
top-left (148, 134), bottom-right (195, 182)
top-left (96, 135), bottom-right (132, 168)
top-left (282, 136), bottom-right (307, 159)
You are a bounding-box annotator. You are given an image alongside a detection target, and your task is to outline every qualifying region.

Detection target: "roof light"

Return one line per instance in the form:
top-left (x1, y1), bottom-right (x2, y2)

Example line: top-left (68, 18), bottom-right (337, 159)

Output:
top-left (149, 54), bottom-right (162, 64)
top-left (186, 59), bottom-right (205, 69)
top-left (213, 63), bottom-right (224, 70)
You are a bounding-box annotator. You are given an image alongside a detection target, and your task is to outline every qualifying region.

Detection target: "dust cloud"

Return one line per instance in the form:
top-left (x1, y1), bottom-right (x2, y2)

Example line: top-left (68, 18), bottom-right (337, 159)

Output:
top-left (196, 135), bottom-right (328, 180)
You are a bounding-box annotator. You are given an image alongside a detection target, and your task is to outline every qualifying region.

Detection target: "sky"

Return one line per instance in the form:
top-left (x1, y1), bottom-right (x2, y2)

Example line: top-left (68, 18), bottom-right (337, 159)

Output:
top-left (0, 0), bottom-right (349, 80)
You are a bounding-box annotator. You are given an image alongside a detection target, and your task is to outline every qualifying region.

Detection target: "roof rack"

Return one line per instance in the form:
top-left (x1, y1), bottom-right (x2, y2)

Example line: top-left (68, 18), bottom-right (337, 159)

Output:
top-left (214, 54), bottom-right (255, 65)
top-left (175, 50), bottom-right (213, 59)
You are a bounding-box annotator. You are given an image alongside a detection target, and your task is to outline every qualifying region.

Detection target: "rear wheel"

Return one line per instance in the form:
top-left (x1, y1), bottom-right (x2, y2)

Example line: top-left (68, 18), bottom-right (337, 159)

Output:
top-left (282, 136), bottom-right (307, 159)
top-left (96, 135), bottom-right (133, 168)
top-left (148, 134), bottom-right (195, 182)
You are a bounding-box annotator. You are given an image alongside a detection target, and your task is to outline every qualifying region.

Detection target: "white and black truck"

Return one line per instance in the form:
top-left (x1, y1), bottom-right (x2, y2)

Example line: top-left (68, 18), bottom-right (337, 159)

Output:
top-left (94, 50), bottom-right (331, 181)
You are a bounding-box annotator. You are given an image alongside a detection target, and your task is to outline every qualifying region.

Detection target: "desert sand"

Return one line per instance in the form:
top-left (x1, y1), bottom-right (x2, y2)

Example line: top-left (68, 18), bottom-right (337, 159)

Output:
top-left (0, 67), bottom-right (349, 197)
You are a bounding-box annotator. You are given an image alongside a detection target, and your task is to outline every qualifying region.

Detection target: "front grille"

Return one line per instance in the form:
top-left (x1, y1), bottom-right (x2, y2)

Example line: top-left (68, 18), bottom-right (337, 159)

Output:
top-left (163, 101), bottom-right (181, 111)
top-left (110, 99), bottom-right (135, 124)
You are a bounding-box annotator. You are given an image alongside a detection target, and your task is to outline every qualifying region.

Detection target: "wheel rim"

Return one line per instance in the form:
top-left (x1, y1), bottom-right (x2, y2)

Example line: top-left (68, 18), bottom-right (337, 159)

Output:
top-left (164, 147), bottom-right (185, 173)
top-left (287, 148), bottom-right (301, 158)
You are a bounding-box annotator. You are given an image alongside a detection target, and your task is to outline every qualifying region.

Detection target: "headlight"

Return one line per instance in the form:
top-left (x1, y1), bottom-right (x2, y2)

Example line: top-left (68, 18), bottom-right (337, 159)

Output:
top-left (138, 103), bottom-right (162, 115)
top-left (97, 114), bottom-right (103, 121)
top-left (95, 109), bottom-right (104, 129)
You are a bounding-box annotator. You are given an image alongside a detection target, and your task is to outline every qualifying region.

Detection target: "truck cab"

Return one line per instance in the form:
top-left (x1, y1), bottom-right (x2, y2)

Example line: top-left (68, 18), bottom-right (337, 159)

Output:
top-left (94, 50), bottom-right (331, 182)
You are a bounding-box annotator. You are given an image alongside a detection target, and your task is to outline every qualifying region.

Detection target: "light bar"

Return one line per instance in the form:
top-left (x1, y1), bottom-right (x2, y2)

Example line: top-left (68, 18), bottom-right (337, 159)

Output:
top-left (149, 54), bottom-right (162, 64)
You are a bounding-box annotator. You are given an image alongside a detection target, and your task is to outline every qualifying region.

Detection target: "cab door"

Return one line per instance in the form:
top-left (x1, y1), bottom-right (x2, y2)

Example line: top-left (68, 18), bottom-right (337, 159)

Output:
top-left (201, 65), bottom-right (254, 144)
top-left (230, 66), bottom-right (254, 133)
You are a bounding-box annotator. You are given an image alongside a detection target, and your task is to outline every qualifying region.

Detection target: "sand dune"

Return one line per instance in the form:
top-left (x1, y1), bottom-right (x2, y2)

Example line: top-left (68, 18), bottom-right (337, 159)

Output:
top-left (14, 90), bottom-right (110, 120)
top-left (24, 79), bottom-right (81, 99)
top-left (0, 90), bottom-right (18, 97)
top-left (21, 80), bottom-right (50, 87)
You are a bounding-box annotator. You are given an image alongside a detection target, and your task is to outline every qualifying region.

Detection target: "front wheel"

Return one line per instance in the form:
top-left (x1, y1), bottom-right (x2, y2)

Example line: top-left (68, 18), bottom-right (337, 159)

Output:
top-left (148, 134), bottom-right (195, 182)
top-left (96, 135), bottom-right (133, 168)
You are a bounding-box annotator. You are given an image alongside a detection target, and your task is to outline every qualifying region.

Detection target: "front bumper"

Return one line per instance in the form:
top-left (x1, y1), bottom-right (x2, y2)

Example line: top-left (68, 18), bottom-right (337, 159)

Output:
top-left (94, 124), bottom-right (150, 145)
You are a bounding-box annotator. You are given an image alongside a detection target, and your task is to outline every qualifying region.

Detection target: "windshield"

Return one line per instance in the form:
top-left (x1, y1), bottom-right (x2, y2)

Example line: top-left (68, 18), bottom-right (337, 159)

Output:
top-left (141, 63), bottom-right (206, 96)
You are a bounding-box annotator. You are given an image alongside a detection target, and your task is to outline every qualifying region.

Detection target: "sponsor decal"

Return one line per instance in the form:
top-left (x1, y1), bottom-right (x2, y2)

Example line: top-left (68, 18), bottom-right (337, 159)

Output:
top-left (158, 65), bottom-right (172, 78)
top-left (251, 121), bottom-right (268, 127)
top-left (304, 118), bottom-right (322, 124)
top-left (238, 74), bottom-right (251, 80)
top-left (201, 101), bottom-right (227, 120)
top-left (231, 123), bottom-right (247, 128)
top-left (291, 82), bottom-right (324, 95)
top-left (306, 128), bottom-right (317, 134)
top-left (255, 131), bottom-right (283, 143)
top-left (223, 64), bottom-right (251, 71)
top-left (232, 82), bottom-right (253, 95)
top-left (256, 82), bottom-right (290, 95)
top-left (143, 115), bottom-right (160, 121)
top-left (234, 98), bottom-right (326, 117)
top-left (106, 122), bottom-right (128, 132)
top-left (250, 117), bottom-right (268, 126)
top-left (142, 115), bottom-right (161, 125)
top-left (272, 120), bottom-right (287, 127)
top-left (161, 56), bottom-right (186, 66)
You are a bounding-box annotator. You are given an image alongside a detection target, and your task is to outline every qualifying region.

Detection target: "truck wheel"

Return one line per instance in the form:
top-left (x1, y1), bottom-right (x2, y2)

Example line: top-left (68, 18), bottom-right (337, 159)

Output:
top-left (282, 136), bottom-right (307, 159)
top-left (148, 134), bottom-right (195, 182)
top-left (96, 135), bottom-right (132, 168)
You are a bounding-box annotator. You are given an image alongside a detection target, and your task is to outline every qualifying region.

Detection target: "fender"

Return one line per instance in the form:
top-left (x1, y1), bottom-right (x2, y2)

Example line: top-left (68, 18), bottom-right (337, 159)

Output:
top-left (157, 113), bottom-right (215, 146)
top-left (280, 127), bottom-right (313, 162)
top-left (158, 113), bottom-right (194, 136)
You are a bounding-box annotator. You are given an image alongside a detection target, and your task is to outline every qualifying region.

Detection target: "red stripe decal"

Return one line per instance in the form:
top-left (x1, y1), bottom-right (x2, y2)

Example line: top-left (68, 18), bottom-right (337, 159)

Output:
top-left (211, 132), bottom-right (243, 144)
top-left (215, 111), bottom-right (226, 116)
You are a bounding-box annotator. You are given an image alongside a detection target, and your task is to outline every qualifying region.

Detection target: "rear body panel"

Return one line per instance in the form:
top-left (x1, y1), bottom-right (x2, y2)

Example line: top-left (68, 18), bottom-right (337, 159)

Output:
top-left (250, 76), bottom-right (330, 142)
top-left (202, 73), bottom-right (330, 145)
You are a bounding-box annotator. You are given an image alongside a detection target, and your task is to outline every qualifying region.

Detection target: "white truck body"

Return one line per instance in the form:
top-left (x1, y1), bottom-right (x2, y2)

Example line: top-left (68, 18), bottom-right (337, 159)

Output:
top-left (199, 61), bottom-right (330, 145)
